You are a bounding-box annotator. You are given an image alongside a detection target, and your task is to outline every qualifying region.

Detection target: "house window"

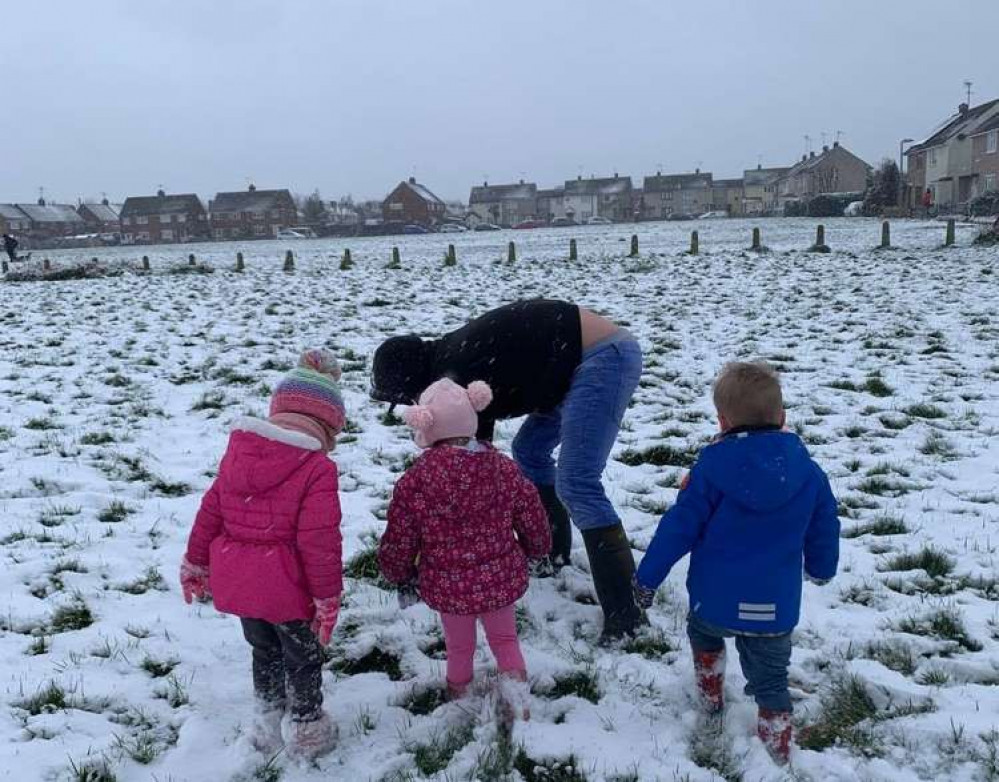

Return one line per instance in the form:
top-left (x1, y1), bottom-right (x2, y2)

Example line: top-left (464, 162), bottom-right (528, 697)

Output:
top-left (985, 173), bottom-right (997, 193)
top-left (988, 131), bottom-right (998, 154)
top-left (177, 214), bottom-right (186, 223)
top-left (137, 216), bottom-right (149, 225)
top-left (929, 149), bottom-right (937, 166)
top-left (162, 229), bottom-right (173, 241)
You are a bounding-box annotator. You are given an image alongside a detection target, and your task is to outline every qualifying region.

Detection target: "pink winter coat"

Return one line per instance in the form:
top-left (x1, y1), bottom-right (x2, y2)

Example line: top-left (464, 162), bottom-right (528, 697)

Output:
top-left (185, 418), bottom-right (342, 624)
top-left (379, 442), bottom-right (551, 615)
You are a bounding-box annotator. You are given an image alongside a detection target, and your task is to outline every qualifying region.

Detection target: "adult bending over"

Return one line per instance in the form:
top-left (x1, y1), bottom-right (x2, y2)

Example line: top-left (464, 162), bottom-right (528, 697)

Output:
top-left (371, 299), bottom-right (645, 639)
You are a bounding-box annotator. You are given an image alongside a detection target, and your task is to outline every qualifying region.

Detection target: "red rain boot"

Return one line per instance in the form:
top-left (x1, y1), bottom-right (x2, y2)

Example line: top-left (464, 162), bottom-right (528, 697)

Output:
top-left (758, 708), bottom-right (792, 764)
top-left (693, 649), bottom-right (726, 713)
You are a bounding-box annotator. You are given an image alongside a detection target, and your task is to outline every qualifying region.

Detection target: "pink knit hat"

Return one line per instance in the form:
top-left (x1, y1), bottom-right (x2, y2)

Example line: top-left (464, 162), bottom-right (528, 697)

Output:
top-left (403, 378), bottom-right (492, 448)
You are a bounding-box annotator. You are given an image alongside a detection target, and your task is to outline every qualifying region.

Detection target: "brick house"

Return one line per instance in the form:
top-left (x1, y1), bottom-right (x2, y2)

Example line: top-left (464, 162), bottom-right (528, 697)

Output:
top-left (776, 143), bottom-right (869, 209)
top-left (468, 181), bottom-right (538, 227)
top-left (535, 188), bottom-right (564, 223)
top-left (209, 185), bottom-right (297, 239)
top-left (711, 178), bottom-right (744, 215)
top-left (560, 175), bottom-right (633, 223)
top-left (382, 178), bottom-right (446, 226)
top-left (641, 171), bottom-right (713, 220)
top-left (78, 200), bottom-right (121, 233)
top-left (15, 200), bottom-right (86, 239)
top-left (0, 204), bottom-right (31, 235)
top-left (905, 100), bottom-right (999, 210)
top-left (742, 166), bottom-right (788, 215)
top-left (120, 190), bottom-right (209, 244)
top-left (970, 114), bottom-right (999, 197)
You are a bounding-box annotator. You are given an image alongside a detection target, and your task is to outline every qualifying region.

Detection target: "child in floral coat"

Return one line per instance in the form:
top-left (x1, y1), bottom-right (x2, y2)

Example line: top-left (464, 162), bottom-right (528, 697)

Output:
top-left (378, 378), bottom-right (551, 713)
top-left (181, 349), bottom-right (346, 760)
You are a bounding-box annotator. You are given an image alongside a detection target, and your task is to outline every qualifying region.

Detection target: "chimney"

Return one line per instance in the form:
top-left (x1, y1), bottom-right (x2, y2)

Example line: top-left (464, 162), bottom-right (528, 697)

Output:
top-left (822, 144), bottom-right (829, 153)
top-left (408, 176), bottom-right (416, 184)
top-left (37, 196), bottom-right (46, 206)
top-left (695, 167), bottom-right (700, 174)
top-left (613, 172), bottom-right (619, 178)
top-left (483, 180), bottom-right (488, 187)
top-left (157, 188), bottom-right (166, 197)
top-left (757, 163), bottom-right (762, 170)
top-left (833, 141), bottom-right (839, 148)
top-left (809, 151), bottom-right (816, 159)
top-left (802, 155), bottom-right (807, 162)
top-left (959, 102), bottom-right (969, 115)
top-left (577, 175), bottom-right (582, 181)
top-left (248, 183), bottom-right (256, 192)
top-left (519, 178), bottom-right (524, 185)
top-left (101, 197), bottom-right (109, 206)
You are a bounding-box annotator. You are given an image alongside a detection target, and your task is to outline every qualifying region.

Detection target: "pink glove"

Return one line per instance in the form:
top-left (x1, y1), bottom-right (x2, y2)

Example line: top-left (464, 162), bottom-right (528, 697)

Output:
top-left (310, 596), bottom-right (340, 645)
top-left (180, 556), bottom-right (211, 604)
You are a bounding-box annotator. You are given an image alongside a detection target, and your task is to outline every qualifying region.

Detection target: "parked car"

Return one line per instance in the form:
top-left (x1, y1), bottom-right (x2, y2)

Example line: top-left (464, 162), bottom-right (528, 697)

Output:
top-left (276, 227), bottom-right (316, 240)
top-left (550, 217), bottom-right (577, 227)
top-left (473, 223), bottom-right (501, 232)
top-left (437, 223), bottom-right (468, 233)
top-left (402, 224), bottom-right (429, 234)
top-left (513, 219), bottom-right (546, 229)
top-left (844, 201), bottom-right (864, 217)
top-left (585, 216), bottom-right (613, 225)
top-left (666, 213), bottom-right (695, 221)
top-left (697, 211), bottom-right (728, 220)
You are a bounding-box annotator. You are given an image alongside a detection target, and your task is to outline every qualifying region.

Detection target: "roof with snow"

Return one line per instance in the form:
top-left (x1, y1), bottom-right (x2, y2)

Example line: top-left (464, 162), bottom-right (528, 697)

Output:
top-left (210, 188), bottom-right (294, 214)
top-left (80, 202), bottom-right (120, 222)
top-left (713, 178), bottom-right (744, 189)
top-left (564, 176), bottom-right (632, 196)
top-left (0, 204), bottom-right (29, 222)
top-left (782, 143), bottom-right (870, 179)
top-left (908, 99), bottom-right (999, 152)
top-left (15, 203), bottom-right (85, 224)
top-left (469, 182), bottom-right (537, 204)
top-left (643, 173), bottom-right (712, 192)
top-left (971, 112), bottom-right (999, 136)
top-left (394, 180), bottom-right (444, 205)
top-left (120, 194), bottom-right (205, 218)
top-left (743, 167), bottom-right (789, 186)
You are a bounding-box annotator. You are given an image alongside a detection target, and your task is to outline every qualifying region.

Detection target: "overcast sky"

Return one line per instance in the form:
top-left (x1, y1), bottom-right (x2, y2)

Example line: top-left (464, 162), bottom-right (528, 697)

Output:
top-left (5, 0), bottom-right (998, 204)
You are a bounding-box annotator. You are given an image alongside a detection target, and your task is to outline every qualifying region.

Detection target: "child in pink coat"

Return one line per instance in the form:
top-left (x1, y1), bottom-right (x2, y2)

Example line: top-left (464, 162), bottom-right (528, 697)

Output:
top-left (180, 349), bottom-right (346, 760)
top-left (378, 378), bottom-right (551, 714)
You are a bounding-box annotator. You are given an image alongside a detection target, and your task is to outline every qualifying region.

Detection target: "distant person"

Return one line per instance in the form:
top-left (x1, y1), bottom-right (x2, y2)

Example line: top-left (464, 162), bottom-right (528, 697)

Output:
top-left (180, 350), bottom-right (346, 760)
top-left (633, 362), bottom-right (839, 765)
top-left (3, 233), bottom-right (20, 263)
top-left (378, 378), bottom-right (550, 723)
top-left (922, 187), bottom-right (933, 217)
top-left (371, 299), bottom-right (646, 641)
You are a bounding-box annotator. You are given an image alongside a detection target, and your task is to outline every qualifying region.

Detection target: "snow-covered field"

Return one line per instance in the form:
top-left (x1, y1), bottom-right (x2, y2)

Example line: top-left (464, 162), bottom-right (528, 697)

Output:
top-left (1, 218), bottom-right (997, 782)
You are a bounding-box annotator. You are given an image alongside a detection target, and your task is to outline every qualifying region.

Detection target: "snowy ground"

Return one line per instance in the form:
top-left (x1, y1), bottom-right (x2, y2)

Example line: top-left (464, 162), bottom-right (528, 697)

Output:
top-left (0, 218), bottom-right (997, 782)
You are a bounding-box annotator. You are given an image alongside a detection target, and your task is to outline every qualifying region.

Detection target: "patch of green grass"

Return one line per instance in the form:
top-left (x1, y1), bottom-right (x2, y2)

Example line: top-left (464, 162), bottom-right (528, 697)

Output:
top-left (881, 547), bottom-right (954, 578)
top-left (149, 477), bottom-right (191, 497)
top-left (118, 566), bottom-right (168, 595)
top-left (25, 416), bottom-right (60, 430)
top-left (400, 684), bottom-right (447, 716)
top-left (919, 431), bottom-right (956, 457)
top-left (50, 596), bottom-right (94, 633)
top-left (153, 674), bottom-right (190, 707)
top-left (514, 749), bottom-right (589, 782)
top-left (895, 607), bottom-right (982, 652)
top-left (98, 500), bottom-right (134, 523)
top-left (546, 668), bottom-right (601, 704)
top-left (67, 756), bottom-right (118, 782)
top-left (80, 431), bottom-right (116, 446)
top-left (409, 724), bottom-right (474, 776)
top-left (617, 444), bottom-right (698, 468)
top-left (140, 655), bottom-right (179, 678)
top-left (16, 680), bottom-right (67, 714)
top-left (329, 647), bottom-right (404, 681)
top-left (842, 515), bottom-right (907, 538)
top-left (621, 628), bottom-right (676, 660)
top-left (859, 640), bottom-right (917, 675)
top-left (861, 377), bottom-right (894, 397)
top-left (190, 391), bottom-right (227, 411)
top-left (798, 676), bottom-right (881, 756)
top-left (904, 403), bottom-right (947, 420)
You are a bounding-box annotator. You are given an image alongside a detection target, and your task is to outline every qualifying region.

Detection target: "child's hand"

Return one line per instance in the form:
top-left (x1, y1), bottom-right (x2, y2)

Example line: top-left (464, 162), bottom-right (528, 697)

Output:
top-left (311, 596), bottom-right (340, 645)
top-left (180, 556), bottom-right (211, 604)
top-left (632, 574), bottom-right (656, 610)
top-left (398, 582), bottom-right (420, 610)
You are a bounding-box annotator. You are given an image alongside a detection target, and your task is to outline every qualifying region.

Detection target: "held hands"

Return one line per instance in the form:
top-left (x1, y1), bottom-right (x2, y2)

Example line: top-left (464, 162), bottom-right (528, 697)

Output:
top-left (311, 596), bottom-right (341, 645)
top-left (632, 574), bottom-right (656, 610)
top-left (398, 582), bottom-right (420, 610)
top-left (180, 556), bottom-right (211, 604)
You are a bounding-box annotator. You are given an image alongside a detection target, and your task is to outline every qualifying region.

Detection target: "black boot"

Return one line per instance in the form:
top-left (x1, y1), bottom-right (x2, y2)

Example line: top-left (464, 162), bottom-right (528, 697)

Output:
top-left (581, 524), bottom-right (647, 641)
top-left (535, 484), bottom-right (572, 573)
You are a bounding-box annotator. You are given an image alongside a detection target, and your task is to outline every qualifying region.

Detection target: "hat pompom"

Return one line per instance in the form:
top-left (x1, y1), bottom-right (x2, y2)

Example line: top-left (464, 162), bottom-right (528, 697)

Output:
top-left (466, 381), bottom-right (493, 412)
top-left (299, 348), bottom-right (341, 381)
top-left (403, 405), bottom-right (434, 431)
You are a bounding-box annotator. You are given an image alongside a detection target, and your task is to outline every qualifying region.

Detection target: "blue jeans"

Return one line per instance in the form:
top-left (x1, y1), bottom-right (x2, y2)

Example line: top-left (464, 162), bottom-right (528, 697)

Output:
top-left (687, 613), bottom-right (793, 712)
top-left (512, 333), bottom-right (642, 531)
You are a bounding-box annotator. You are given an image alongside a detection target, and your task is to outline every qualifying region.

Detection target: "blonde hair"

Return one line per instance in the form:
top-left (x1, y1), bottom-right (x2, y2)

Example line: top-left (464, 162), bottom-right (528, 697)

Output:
top-left (712, 361), bottom-right (783, 428)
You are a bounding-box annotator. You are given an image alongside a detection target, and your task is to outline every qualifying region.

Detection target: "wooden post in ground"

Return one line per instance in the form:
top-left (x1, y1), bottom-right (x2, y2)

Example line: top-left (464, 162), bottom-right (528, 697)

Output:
top-left (690, 230), bottom-right (699, 255)
top-left (389, 246), bottom-right (401, 268)
top-left (283, 250), bottom-right (295, 272)
top-left (91, 257), bottom-right (99, 264)
top-left (945, 219), bottom-right (955, 246)
top-left (508, 241), bottom-right (516, 263)
top-left (630, 234), bottom-right (639, 257)
top-left (341, 248), bottom-right (352, 270)
top-left (569, 238), bottom-right (577, 261)
top-left (235, 252), bottom-right (244, 272)
top-left (445, 244), bottom-right (456, 266)
top-left (881, 221), bottom-right (891, 249)
top-left (188, 253), bottom-right (196, 266)
top-left (43, 258), bottom-right (51, 271)
top-left (810, 224), bottom-right (831, 252)
top-left (751, 227), bottom-right (762, 251)
top-left (1, 260), bottom-right (7, 274)
top-left (142, 255), bottom-right (150, 271)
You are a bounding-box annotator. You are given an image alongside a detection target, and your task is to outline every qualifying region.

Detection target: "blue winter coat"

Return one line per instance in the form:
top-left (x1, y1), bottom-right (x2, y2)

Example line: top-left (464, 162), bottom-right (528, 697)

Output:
top-left (635, 428), bottom-right (839, 634)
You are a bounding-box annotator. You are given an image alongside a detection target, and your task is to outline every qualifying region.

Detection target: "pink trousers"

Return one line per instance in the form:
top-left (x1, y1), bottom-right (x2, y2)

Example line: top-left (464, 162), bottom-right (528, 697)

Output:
top-left (440, 604), bottom-right (526, 686)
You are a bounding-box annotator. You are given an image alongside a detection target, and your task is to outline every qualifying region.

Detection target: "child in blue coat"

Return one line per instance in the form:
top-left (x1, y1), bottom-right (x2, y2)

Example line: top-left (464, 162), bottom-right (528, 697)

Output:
top-left (633, 361), bottom-right (839, 764)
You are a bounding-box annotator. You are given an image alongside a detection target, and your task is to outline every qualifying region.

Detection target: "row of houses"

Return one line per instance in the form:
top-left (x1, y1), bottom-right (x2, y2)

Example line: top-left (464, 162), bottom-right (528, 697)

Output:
top-left (904, 99), bottom-right (999, 211)
top-left (461, 142), bottom-right (870, 227)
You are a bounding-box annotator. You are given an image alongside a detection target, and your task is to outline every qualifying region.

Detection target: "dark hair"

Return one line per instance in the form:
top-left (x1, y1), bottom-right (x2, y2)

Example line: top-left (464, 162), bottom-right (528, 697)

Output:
top-left (371, 335), bottom-right (435, 405)
top-left (713, 361), bottom-right (783, 427)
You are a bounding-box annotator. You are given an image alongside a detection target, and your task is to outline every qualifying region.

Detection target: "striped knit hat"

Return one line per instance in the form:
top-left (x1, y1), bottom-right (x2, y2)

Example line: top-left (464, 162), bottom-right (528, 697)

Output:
top-left (269, 349), bottom-right (346, 434)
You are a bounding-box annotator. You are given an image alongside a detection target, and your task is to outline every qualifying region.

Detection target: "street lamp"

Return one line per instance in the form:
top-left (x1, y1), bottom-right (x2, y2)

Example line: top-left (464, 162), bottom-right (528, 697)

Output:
top-left (899, 138), bottom-right (914, 207)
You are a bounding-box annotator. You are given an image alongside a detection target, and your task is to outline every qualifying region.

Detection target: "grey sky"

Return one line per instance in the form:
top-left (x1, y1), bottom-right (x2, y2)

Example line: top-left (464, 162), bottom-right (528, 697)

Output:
top-left (5, 0), bottom-right (998, 204)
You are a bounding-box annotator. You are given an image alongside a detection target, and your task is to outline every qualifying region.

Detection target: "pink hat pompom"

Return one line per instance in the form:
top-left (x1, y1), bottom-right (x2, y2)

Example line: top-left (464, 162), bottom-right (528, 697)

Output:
top-left (299, 348), bottom-right (341, 381)
top-left (466, 381), bottom-right (493, 412)
top-left (403, 405), bottom-right (434, 431)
